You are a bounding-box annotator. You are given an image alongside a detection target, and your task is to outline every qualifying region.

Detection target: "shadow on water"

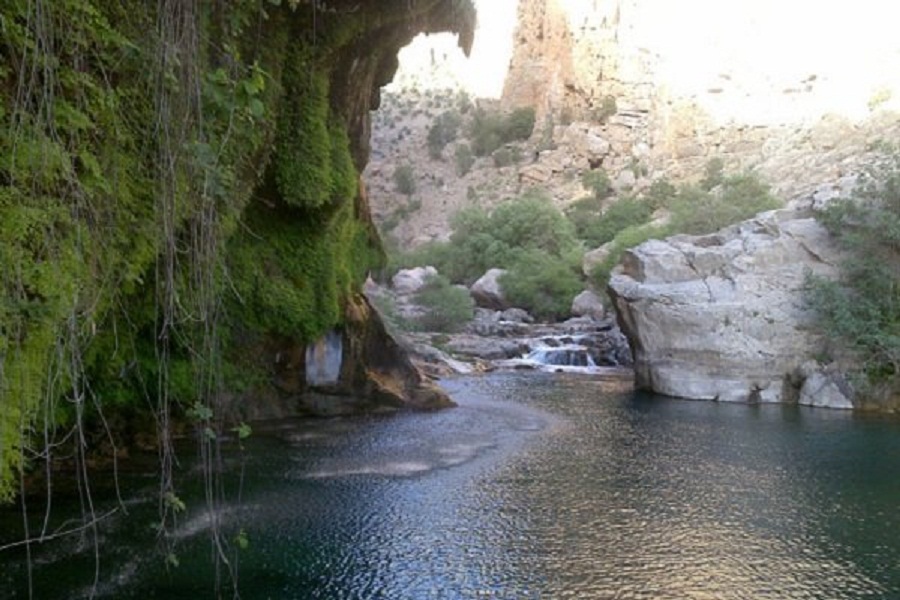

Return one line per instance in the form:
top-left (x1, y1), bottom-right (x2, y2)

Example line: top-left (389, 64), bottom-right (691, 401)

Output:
top-left (2, 372), bottom-right (900, 599)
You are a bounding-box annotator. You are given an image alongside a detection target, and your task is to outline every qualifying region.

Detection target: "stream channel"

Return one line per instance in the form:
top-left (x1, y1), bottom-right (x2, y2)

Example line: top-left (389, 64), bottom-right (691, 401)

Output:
top-left (2, 372), bottom-right (900, 598)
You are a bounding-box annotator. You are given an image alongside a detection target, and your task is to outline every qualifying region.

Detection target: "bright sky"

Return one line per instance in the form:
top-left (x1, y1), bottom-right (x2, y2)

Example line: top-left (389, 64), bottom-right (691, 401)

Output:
top-left (386, 0), bottom-right (519, 98)
top-left (388, 0), bottom-right (900, 122)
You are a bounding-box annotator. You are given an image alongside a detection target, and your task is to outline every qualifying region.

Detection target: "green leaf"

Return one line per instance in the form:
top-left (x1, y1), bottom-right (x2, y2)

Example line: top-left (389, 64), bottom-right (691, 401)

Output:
top-left (235, 528), bottom-right (249, 550)
top-left (232, 422), bottom-right (252, 440)
top-left (248, 98), bottom-right (265, 119)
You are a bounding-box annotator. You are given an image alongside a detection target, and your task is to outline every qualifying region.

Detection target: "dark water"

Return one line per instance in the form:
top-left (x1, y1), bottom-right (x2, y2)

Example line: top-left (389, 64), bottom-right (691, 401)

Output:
top-left (2, 373), bottom-right (900, 599)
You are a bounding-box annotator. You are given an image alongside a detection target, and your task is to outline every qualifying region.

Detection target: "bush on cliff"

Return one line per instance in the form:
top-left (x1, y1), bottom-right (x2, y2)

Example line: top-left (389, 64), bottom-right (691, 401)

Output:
top-left (588, 170), bottom-right (780, 285)
top-left (469, 106), bottom-right (536, 156)
top-left (807, 150), bottom-right (900, 400)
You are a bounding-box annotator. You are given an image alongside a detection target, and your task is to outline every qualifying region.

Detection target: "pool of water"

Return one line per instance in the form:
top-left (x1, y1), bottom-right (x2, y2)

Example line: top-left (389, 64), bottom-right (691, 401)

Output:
top-left (2, 372), bottom-right (899, 598)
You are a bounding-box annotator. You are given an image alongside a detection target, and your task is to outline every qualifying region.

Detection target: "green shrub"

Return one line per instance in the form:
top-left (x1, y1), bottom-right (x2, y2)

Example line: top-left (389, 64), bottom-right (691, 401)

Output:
top-left (426, 110), bottom-right (462, 159)
top-left (807, 150), bottom-right (900, 399)
top-left (700, 157), bottom-right (725, 191)
top-left (413, 274), bottom-right (474, 332)
top-left (581, 169), bottom-right (612, 200)
top-left (669, 174), bottom-right (779, 235)
top-left (505, 107), bottom-right (536, 141)
top-left (492, 147), bottom-right (513, 168)
top-left (588, 171), bottom-right (780, 287)
top-left (393, 164), bottom-right (416, 196)
top-left (576, 196), bottom-right (654, 248)
top-left (389, 191), bottom-right (582, 291)
top-left (469, 106), bottom-right (536, 156)
top-left (501, 249), bottom-right (582, 321)
top-left (590, 223), bottom-right (670, 286)
top-left (644, 178), bottom-right (677, 210)
top-left (593, 95), bottom-right (617, 123)
top-left (454, 143), bottom-right (474, 176)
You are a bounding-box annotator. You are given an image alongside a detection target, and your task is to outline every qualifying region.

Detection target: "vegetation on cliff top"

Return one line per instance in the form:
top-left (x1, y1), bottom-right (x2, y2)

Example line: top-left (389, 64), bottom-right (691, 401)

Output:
top-left (808, 148), bottom-right (900, 403)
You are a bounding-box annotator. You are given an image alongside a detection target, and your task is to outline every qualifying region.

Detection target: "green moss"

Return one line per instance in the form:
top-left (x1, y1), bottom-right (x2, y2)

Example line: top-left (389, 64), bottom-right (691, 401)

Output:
top-left (228, 194), bottom-right (378, 343)
top-left (0, 0), bottom-right (398, 501)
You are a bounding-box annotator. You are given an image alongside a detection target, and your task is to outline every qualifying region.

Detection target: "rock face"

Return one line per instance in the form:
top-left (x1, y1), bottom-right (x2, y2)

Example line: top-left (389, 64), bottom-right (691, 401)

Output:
top-left (571, 290), bottom-right (606, 320)
top-left (608, 209), bottom-right (849, 405)
top-left (501, 0), bottom-right (900, 202)
top-left (392, 266), bottom-right (438, 295)
top-left (470, 268), bottom-right (510, 309)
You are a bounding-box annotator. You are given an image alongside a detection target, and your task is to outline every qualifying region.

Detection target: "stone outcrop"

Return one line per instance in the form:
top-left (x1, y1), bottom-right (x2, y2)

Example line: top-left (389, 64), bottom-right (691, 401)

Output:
top-left (392, 266), bottom-right (438, 295)
top-left (571, 290), bottom-right (606, 320)
top-left (470, 268), bottom-right (510, 309)
top-left (608, 208), bottom-right (851, 406)
top-left (502, 0), bottom-right (900, 201)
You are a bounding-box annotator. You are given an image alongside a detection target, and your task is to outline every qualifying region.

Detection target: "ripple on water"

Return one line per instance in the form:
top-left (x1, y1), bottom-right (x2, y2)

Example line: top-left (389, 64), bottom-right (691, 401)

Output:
top-left (2, 373), bottom-right (899, 599)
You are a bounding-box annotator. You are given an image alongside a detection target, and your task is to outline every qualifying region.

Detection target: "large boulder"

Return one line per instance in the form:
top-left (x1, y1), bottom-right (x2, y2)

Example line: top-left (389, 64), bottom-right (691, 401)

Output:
top-left (470, 268), bottom-right (510, 310)
top-left (571, 290), bottom-right (606, 320)
top-left (608, 209), bottom-right (852, 406)
top-left (392, 266), bottom-right (438, 295)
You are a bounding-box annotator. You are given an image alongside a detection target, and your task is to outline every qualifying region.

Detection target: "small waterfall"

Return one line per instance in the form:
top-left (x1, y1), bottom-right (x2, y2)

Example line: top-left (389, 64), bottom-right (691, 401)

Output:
top-left (306, 330), bottom-right (343, 386)
top-left (525, 345), bottom-right (597, 368)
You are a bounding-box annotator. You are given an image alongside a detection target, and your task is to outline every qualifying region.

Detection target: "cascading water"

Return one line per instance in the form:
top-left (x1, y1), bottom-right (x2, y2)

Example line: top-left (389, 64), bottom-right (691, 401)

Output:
top-left (305, 330), bottom-right (343, 385)
top-left (525, 345), bottom-right (597, 367)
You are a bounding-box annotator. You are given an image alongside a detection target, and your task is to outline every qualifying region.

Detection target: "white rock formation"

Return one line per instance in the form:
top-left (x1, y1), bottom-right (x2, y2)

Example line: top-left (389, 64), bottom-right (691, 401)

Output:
top-left (608, 208), bottom-right (853, 406)
top-left (392, 266), bottom-right (438, 295)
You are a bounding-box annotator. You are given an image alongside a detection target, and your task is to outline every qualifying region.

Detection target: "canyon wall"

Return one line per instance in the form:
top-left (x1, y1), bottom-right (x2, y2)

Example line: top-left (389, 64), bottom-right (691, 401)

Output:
top-left (503, 0), bottom-right (900, 199)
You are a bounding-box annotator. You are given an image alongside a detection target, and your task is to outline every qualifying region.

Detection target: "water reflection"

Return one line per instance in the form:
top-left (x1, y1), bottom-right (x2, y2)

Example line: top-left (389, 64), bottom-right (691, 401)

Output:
top-left (1, 373), bottom-right (899, 598)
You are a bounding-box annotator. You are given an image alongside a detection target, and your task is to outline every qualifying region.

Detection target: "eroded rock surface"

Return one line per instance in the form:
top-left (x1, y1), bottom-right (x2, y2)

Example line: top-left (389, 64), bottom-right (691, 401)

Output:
top-left (608, 208), bottom-right (850, 405)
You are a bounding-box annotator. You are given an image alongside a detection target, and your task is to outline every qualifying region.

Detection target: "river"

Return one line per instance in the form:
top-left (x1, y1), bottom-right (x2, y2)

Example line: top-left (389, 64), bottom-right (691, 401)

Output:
top-left (2, 372), bottom-right (900, 599)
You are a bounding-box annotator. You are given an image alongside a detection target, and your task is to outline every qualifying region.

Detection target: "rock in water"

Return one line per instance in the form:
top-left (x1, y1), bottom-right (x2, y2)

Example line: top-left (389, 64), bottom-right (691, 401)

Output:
top-left (608, 209), bottom-right (850, 405)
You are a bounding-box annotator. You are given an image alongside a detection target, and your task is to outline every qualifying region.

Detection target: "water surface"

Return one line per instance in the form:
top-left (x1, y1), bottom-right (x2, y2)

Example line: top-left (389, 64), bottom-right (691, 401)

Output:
top-left (1, 373), bottom-right (899, 598)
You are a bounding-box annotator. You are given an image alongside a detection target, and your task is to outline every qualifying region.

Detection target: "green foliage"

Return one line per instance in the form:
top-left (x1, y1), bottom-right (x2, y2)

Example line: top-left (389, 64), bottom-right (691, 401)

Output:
top-left (644, 178), bottom-right (677, 210)
top-left (593, 96), bottom-right (618, 123)
top-left (468, 106), bottom-right (536, 156)
top-left (700, 157), bottom-right (725, 191)
top-left (505, 107), bottom-right (537, 141)
top-left (492, 147), bottom-right (513, 167)
top-left (573, 196), bottom-right (654, 248)
top-left (668, 174), bottom-right (779, 235)
top-left (426, 110), bottom-right (461, 159)
top-left (581, 169), bottom-right (612, 200)
top-left (0, 0), bottom-right (387, 502)
top-left (807, 150), bottom-right (900, 397)
top-left (454, 143), bottom-right (474, 176)
top-left (412, 274), bottom-right (474, 332)
top-left (590, 223), bottom-right (669, 286)
top-left (587, 170), bottom-right (780, 287)
top-left (393, 164), bottom-right (416, 196)
top-left (229, 199), bottom-right (378, 342)
top-left (274, 51), bottom-right (358, 209)
top-left (501, 250), bottom-right (582, 321)
top-left (389, 191), bottom-right (583, 321)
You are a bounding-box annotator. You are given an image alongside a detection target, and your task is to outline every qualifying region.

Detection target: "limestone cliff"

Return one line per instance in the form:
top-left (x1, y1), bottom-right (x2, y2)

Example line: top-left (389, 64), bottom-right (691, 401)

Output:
top-left (503, 0), bottom-right (900, 199)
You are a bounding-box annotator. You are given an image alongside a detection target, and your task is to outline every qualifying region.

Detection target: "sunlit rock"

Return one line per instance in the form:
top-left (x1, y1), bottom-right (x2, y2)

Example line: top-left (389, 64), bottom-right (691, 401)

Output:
top-left (608, 209), bottom-right (851, 406)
